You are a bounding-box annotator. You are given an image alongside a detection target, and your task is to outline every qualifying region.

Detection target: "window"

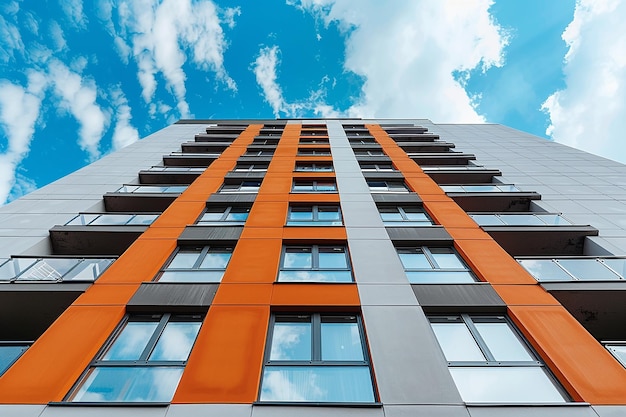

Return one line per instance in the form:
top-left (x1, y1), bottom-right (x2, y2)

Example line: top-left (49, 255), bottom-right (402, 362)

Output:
top-left (197, 206), bottom-right (250, 225)
top-left (367, 181), bottom-right (409, 193)
top-left (441, 184), bottom-right (520, 193)
top-left (354, 150), bottom-right (385, 156)
top-left (429, 315), bottom-right (567, 403)
top-left (605, 343), bottom-right (626, 368)
top-left (299, 137), bottom-right (329, 144)
top-left (158, 246), bottom-right (232, 282)
top-left (297, 148), bottom-right (331, 156)
top-left (360, 163), bottom-right (396, 172)
top-left (68, 313), bottom-right (202, 402)
top-left (244, 150), bottom-right (274, 156)
top-left (0, 342), bottom-right (29, 376)
top-left (219, 180), bottom-right (261, 193)
top-left (379, 206), bottom-right (433, 226)
top-left (292, 180), bottom-right (337, 193)
top-left (233, 163), bottom-right (268, 172)
top-left (278, 245), bottom-right (352, 282)
top-left (259, 314), bottom-right (375, 403)
top-left (518, 258), bottom-right (626, 282)
top-left (396, 247), bottom-right (475, 283)
top-left (66, 213), bottom-right (158, 226)
top-left (287, 205), bottom-right (342, 226)
top-left (116, 185), bottom-right (187, 194)
top-left (252, 138), bottom-right (279, 145)
top-left (0, 257), bottom-right (113, 283)
top-left (294, 162), bottom-right (333, 172)
top-left (349, 138), bottom-right (377, 145)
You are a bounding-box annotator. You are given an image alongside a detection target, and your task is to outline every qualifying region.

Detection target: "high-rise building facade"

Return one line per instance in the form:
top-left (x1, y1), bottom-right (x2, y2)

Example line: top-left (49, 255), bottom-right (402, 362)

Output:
top-left (0, 118), bottom-right (625, 417)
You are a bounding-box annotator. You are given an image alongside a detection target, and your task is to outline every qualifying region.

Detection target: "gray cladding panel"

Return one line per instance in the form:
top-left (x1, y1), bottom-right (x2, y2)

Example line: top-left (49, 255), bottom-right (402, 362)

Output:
top-left (167, 404), bottom-right (251, 417)
top-left (372, 193), bottom-right (422, 204)
top-left (411, 284), bottom-right (506, 311)
top-left (467, 406), bottom-right (597, 417)
top-left (40, 406), bottom-right (168, 417)
top-left (178, 226), bottom-right (243, 243)
top-left (0, 405), bottom-right (46, 417)
top-left (349, 239), bottom-right (409, 284)
top-left (593, 406), bottom-right (626, 417)
top-left (207, 194), bottom-right (257, 204)
top-left (386, 226), bottom-right (452, 243)
top-left (251, 406), bottom-right (383, 417)
top-left (383, 405), bottom-right (470, 417)
top-left (362, 305), bottom-right (462, 404)
top-left (127, 283), bottom-right (218, 311)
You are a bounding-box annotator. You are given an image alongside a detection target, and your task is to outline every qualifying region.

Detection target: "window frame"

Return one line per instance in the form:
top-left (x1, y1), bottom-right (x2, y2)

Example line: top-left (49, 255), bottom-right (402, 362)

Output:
top-left (156, 246), bottom-right (233, 283)
top-left (604, 342), bottom-right (626, 368)
top-left (294, 162), bottom-right (334, 172)
top-left (196, 206), bottom-right (250, 225)
top-left (291, 179), bottom-right (338, 193)
top-left (232, 163), bottom-right (269, 172)
top-left (367, 180), bottom-right (410, 193)
top-left (277, 244), bottom-right (353, 283)
top-left (286, 205), bottom-right (343, 226)
top-left (396, 246), bottom-right (476, 283)
top-left (66, 313), bottom-right (203, 403)
top-left (259, 313), bottom-right (377, 404)
top-left (360, 163), bottom-right (396, 172)
top-left (378, 205), bottom-right (433, 226)
top-left (297, 148), bottom-right (332, 156)
top-left (428, 314), bottom-right (568, 403)
top-left (219, 180), bottom-right (262, 193)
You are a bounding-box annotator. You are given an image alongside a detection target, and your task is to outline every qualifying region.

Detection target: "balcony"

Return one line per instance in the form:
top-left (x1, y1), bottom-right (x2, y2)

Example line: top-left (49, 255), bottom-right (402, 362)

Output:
top-left (469, 213), bottom-right (598, 256)
top-left (422, 165), bottom-right (501, 184)
top-left (409, 152), bottom-right (476, 166)
top-left (104, 185), bottom-right (186, 212)
top-left (139, 166), bottom-right (205, 184)
top-left (441, 184), bottom-right (541, 212)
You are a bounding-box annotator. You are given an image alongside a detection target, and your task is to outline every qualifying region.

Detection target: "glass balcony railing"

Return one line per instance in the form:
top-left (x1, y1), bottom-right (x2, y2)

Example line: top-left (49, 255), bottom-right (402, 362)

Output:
top-left (0, 257), bottom-right (115, 283)
top-left (470, 213), bottom-right (572, 226)
top-left (115, 185), bottom-right (187, 194)
top-left (518, 258), bottom-right (626, 282)
top-left (145, 166), bottom-right (205, 172)
top-left (65, 213), bottom-right (159, 226)
top-left (421, 165), bottom-right (487, 171)
top-left (441, 184), bottom-right (521, 193)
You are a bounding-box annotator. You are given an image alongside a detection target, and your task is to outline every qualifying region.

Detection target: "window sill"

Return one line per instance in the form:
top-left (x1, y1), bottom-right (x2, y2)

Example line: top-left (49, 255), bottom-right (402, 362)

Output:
top-left (253, 401), bottom-right (382, 408)
top-left (49, 402), bottom-right (170, 407)
top-left (465, 402), bottom-right (588, 407)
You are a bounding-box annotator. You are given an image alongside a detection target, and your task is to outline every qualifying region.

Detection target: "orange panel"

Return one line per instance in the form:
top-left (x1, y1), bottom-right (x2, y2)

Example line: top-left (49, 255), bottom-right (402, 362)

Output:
top-left (212, 283), bottom-right (273, 305)
top-left (404, 177), bottom-right (447, 196)
top-left (455, 239), bottom-right (537, 284)
top-left (239, 227), bottom-right (284, 239)
top-left (272, 284), bottom-right (361, 306)
top-left (73, 284), bottom-right (140, 306)
top-left (282, 226), bottom-right (347, 241)
top-left (509, 306), bottom-right (626, 403)
top-left (258, 177), bottom-right (293, 194)
top-left (423, 201), bottom-right (480, 228)
top-left (288, 193), bottom-right (340, 203)
top-left (445, 227), bottom-right (492, 241)
top-left (219, 238), bottom-right (282, 285)
top-left (173, 305), bottom-right (269, 403)
top-left (95, 239), bottom-right (176, 284)
top-left (254, 193), bottom-right (290, 202)
top-left (151, 201), bottom-right (206, 227)
top-left (245, 201), bottom-right (289, 227)
top-left (0, 305), bottom-right (124, 403)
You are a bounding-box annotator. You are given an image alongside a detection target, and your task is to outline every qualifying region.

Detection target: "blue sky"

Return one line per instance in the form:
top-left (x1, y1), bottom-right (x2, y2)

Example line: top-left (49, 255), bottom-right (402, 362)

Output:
top-left (0, 0), bottom-right (625, 205)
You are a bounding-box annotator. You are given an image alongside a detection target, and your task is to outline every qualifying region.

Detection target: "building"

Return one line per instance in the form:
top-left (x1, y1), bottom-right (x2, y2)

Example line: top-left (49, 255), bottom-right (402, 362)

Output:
top-left (0, 118), bottom-right (626, 417)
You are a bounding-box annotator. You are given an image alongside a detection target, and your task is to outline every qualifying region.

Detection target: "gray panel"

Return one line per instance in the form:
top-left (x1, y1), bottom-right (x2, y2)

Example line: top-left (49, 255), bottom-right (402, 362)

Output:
top-left (0, 404), bottom-right (45, 417)
top-left (384, 405), bottom-right (470, 417)
top-left (340, 201), bottom-right (384, 228)
top-left (167, 404), bottom-right (251, 417)
top-left (224, 172), bottom-right (266, 180)
top-left (349, 239), bottom-right (409, 284)
top-left (386, 226), bottom-right (453, 243)
top-left (593, 406), bottom-right (626, 417)
top-left (362, 172), bottom-right (405, 180)
top-left (251, 406), bottom-right (383, 417)
top-left (372, 193), bottom-right (422, 204)
top-left (207, 194), bottom-right (257, 204)
top-left (358, 284), bottom-right (419, 306)
top-left (127, 283), bottom-right (218, 311)
top-left (467, 405), bottom-right (597, 417)
top-left (178, 226), bottom-right (243, 243)
top-left (412, 284), bottom-right (506, 312)
top-left (362, 305), bottom-right (462, 404)
top-left (40, 406), bottom-right (168, 417)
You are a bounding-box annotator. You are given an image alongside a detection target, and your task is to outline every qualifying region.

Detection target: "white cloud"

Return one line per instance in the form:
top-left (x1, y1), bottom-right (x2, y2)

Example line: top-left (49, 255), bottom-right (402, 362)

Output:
top-left (49, 20), bottom-right (67, 52)
top-left (253, 46), bottom-right (289, 117)
top-left (60, 0), bottom-right (87, 29)
top-left (110, 86), bottom-right (140, 149)
top-left (48, 59), bottom-right (108, 160)
top-left (103, 0), bottom-right (237, 118)
top-left (0, 71), bottom-right (46, 204)
top-left (289, 0), bottom-right (508, 122)
top-left (222, 7), bottom-right (241, 29)
top-left (0, 13), bottom-right (24, 64)
top-left (542, 0), bottom-right (626, 163)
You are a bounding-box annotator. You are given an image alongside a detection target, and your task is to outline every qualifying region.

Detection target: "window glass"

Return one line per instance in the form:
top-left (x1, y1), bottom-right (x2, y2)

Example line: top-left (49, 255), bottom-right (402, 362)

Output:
top-left (0, 345), bottom-right (29, 375)
top-left (318, 206), bottom-right (341, 221)
top-left (17, 258), bottom-right (79, 281)
top-left (558, 259), bottom-right (622, 280)
top-left (103, 322), bottom-right (159, 361)
top-left (321, 319), bottom-right (363, 361)
top-left (168, 252), bottom-right (199, 269)
top-left (159, 247), bottom-right (233, 283)
top-left (316, 181), bottom-right (336, 191)
top-left (283, 248), bottom-right (312, 269)
top-left (473, 322), bottom-right (534, 361)
top-left (603, 259), bottom-right (626, 278)
top-left (500, 214), bottom-right (546, 226)
top-left (91, 214), bottom-right (134, 225)
top-left (398, 251), bottom-right (431, 269)
top-left (606, 344), bottom-right (626, 367)
top-left (225, 208), bottom-right (249, 222)
top-left (430, 250), bottom-right (465, 269)
top-left (149, 322), bottom-right (202, 361)
top-left (318, 249), bottom-right (348, 269)
top-left (397, 247), bottom-right (475, 283)
top-left (279, 246), bottom-right (352, 283)
top-left (431, 322), bottom-right (484, 361)
top-left (270, 320), bottom-right (312, 361)
top-left (199, 252), bottom-right (231, 269)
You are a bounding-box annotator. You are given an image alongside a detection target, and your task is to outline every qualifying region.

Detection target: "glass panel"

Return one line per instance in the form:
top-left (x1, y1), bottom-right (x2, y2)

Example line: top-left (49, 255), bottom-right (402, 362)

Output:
top-left (606, 344), bottom-right (626, 367)
top-left (464, 185), bottom-right (499, 192)
top-left (398, 251), bottom-right (431, 269)
top-left (0, 258), bottom-right (37, 280)
top-left (71, 366), bottom-right (183, 402)
top-left (239, 182), bottom-right (260, 192)
top-left (431, 251), bottom-right (466, 269)
top-left (317, 207), bottom-right (341, 221)
top-left (431, 323), bottom-right (485, 361)
top-left (538, 214), bottom-right (571, 225)
top-left (0, 345), bottom-right (28, 375)
top-left (91, 214), bottom-right (133, 225)
top-left (158, 270), bottom-right (224, 282)
top-left (474, 322), bottom-right (534, 361)
top-left (403, 208), bottom-right (430, 222)
top-left (278, 270), bottom-right (352, 282)
top-left (62, 259), bottom-right (112, 281)
top-left (318, 250), bottom-right (348, 269)
top-left (406, 271), bottom-right (475, 283)
top-left (200, 209), bottom-right (226, 221)
top-left (603, 259), bottom-right (626, 278)
top-left (499, 215), bottom-right (545, 226)
top-left (67, 214), bottom-right (100, 225)
top-left (471, 214), bottom-right (505, 226)
top-left (316, 182), bottom-right (336, 191)
top-left (321, 322), bottom-right (363, 361)
top-left (199, 252), bottom-right (231, 269)
top-left (283, 249), bottom-right (312, 269)
top-left (518, 259), bottom-right (572, 282)
top-left (270, 321), bottom-right (311, 361)
top-left (167, 252), bottom-right (199, 269)
top-left (225, 208), bottom-right (249, 221)
top-left (149, 322), bottom-right (201, 361)
top-left (289, 208), bottom-right (313, 221)
top-left (127, 214), bottom-right (158, 225)
top-left (558, 259), bottom-right (621, 281)
top-left (292, 182), bottom-right (313, 192)
top-left (18, 258), bottom-right (79, 281)
top-left (103, 321), bottom-right (159, 360)
top-left (441, 185), bottom-right (464, 192)
top-left (497, 184), bottom-right (520, 192)
top-left (134, 186), bottom-right (168, 193)
top-left (260, 366), bottom-right (374, 403)
top-left (450, 367), bottom-right (566, 403)
top-left (166, 186), bottom-right (187, 193)
top-left (379, 209), bottom-right (403, 221)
